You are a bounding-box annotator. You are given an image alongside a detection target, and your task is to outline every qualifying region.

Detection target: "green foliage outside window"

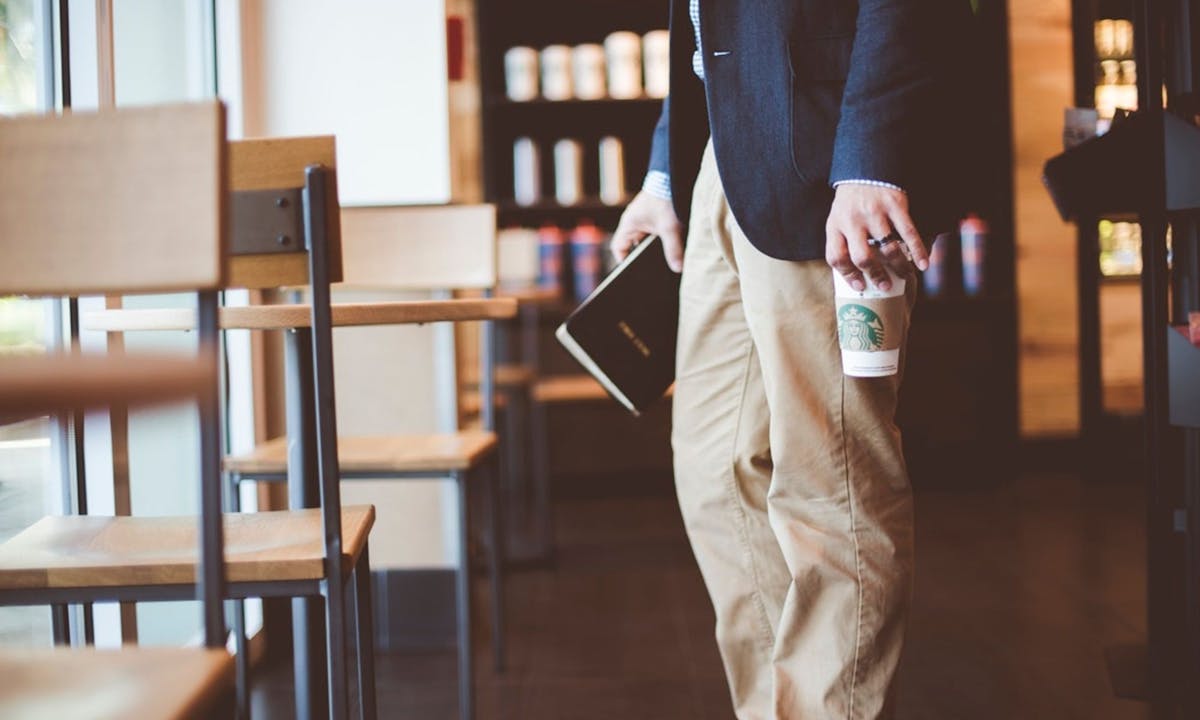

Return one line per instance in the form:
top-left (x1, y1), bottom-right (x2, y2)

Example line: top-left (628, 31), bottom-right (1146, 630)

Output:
top-left (0, 298), bottom-right (45, 355)
top-left (0, 0), bottom-right (37, 115)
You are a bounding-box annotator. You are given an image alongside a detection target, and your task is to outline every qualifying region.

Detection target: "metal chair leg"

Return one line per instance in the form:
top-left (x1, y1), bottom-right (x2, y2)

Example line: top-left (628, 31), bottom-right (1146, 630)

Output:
top-left (529, 397), bottom-right (555, 560)
top-left (232, 599), bottom-right (250, 720)
top-left (324, 577), bottom-right (350, 720)
top-left (224, 472), bottom-right (252, 720)
top-left (352, 543), bottom-right (377, 720)
top-left (50, 605), bottom-right (70, 646)
top-left (485, 452), bottom-right (507, 673)
top-left (454, 470), bottom-right (474, 720)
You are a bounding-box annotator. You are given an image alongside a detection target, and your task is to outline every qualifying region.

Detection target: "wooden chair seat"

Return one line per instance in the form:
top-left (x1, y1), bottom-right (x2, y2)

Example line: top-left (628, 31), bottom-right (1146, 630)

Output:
top-left (0, 353), bottom-right (213, 418)
top-left (225, 431), bottom-right (498, 476)
top-left (0, 647), bottom-right (233, 720)
top-left (81, 298), bottom-right (518, 333)
top-left (532, 374), bottom-right (611, 403)
top-left (463, 363), bottom-right (536, 389)
top-left (0, 506), bottom-right (374, 589)
top-left (495, 285), bottom-right (561, 305)
top-left (460, 392), bottom-right (510, 417)
top-left (532, 374), bottom-right (675, 405)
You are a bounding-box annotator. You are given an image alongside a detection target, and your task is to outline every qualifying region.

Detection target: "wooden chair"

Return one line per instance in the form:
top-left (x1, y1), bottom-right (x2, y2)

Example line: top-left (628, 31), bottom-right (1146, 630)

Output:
top-left (224, 203), bottom-right (516, 720)
top-left (0, 102), bottom-right (234, 719)
top-left (8, 129), bottom-right (380, 720)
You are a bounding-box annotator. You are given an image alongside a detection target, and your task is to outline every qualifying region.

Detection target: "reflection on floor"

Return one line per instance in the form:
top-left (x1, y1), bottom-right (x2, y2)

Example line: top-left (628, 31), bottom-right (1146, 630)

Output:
top-left (253, 472), bottom-right (1149, 719)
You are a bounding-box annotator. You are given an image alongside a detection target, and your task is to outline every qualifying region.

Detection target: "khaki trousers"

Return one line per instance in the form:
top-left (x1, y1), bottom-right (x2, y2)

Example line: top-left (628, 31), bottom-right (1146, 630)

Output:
top-left (672, 142), bottom-right (916, 720)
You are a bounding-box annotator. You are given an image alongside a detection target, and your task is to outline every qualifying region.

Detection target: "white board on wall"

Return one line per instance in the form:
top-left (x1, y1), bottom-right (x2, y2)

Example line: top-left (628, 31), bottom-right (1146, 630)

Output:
top-left (254, 0), bottom-right (451, 205)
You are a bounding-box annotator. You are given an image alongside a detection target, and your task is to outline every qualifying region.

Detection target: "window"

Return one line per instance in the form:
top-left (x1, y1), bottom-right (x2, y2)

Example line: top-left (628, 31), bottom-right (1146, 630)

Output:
top-left (0, 0), bottom-right (63, 648)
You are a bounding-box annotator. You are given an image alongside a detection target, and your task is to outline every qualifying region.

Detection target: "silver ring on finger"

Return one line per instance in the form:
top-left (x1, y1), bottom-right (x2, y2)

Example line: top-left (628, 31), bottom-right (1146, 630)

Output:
top-left (867, 232), bottom-right (902, 249)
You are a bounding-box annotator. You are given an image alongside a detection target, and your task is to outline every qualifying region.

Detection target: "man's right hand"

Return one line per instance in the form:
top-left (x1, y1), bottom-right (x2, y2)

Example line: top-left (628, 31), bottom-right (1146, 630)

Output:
top-left (611, 190), bottom-right (685, 273)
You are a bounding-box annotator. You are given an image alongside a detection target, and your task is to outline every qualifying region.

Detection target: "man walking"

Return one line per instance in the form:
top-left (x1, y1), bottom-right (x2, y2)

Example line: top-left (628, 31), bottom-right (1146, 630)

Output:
top-left (612, 1), bottom-right (966, 718)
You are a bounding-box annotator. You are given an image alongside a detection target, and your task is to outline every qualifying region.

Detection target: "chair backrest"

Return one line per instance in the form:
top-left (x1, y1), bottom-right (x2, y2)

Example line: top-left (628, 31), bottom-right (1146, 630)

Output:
top-left (228, 135), bottom-right (343, 289)
top-left (337, 204), bottom-right (496, 291)
top-left (0, 102), bottom-right (227, 296)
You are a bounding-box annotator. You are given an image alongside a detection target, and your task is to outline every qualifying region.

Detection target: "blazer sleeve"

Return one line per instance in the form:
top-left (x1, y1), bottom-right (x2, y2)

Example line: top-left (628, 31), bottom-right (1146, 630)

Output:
top-left (829, 0), bottom-right (937, 189)
top-left (647, 95), bottom-right (671, 177)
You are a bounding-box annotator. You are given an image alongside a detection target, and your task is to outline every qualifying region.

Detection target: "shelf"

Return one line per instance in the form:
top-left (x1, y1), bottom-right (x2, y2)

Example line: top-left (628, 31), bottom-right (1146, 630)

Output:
top-left (1168, 325), bottom-right (1200, 428)
top-left (1044, 111), bottom-right (1200, 220)
top-left (498, 199), bottom-right (627, 228)
top-left (1100, 272), bottom-right (1142, 284)
top-left (487, 96), bottom-right (662, 137)
top-left (488, 96), bottom-right (663, 109)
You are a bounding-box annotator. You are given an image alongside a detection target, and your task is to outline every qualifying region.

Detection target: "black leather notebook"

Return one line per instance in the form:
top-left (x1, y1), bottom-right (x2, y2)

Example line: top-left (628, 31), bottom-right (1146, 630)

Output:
top-left (555, 236), bottom-right (681, 415)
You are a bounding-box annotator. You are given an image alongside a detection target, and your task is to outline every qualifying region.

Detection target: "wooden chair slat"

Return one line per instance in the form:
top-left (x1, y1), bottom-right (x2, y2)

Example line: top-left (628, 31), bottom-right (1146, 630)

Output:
top-left (0, 353), bottom-right (214, 418)
top-left (0, 647), bottom-right (233, 720)
top-left (0, 506), bottom-right (375, 589)
top-left (82, 298), bottom-right (518, 332)
top-left (227, 136), bottom-right (343, 289)
top-left (225, 432), bottom-right (498, 475)
top-left (532, 374), bottom-right (615, 404)
top-left (0, 102), bottom-right (226, 295)
top-left (339, 204), bottom-right (497, 291)
top-left (229, 136), bottom-right (335, 192)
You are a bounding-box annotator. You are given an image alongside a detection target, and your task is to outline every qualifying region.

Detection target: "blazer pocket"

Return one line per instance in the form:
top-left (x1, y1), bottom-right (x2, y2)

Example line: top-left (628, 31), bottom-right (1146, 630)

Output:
top-left (787, 36), bottom-right (853, 183)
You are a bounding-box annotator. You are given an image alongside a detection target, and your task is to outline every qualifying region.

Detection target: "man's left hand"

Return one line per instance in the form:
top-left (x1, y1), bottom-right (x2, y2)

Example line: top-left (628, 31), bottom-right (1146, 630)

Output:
top-left (825, 184), bottom-right (928, 293)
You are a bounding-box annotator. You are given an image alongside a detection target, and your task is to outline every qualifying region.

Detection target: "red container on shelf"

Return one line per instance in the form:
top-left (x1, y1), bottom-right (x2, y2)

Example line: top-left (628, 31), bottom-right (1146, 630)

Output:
top-left (537, 223), bottom-right (566, 293)
top-left (923, 233), bottom-right (948, 297)
top-left (960, 214), bottom-right (989, 296)
top-left (570, 219), bottom-right (606, 302)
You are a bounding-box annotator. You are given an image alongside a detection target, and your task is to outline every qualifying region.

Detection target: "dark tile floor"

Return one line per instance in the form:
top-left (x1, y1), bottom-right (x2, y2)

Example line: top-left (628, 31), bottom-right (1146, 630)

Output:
top-left (254, 472), bottom-right (1150, 719)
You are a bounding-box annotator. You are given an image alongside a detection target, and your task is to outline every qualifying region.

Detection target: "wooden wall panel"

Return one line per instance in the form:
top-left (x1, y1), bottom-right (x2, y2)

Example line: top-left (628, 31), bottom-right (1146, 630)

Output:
top-left (1009, 0), bottom-right (1080, 436)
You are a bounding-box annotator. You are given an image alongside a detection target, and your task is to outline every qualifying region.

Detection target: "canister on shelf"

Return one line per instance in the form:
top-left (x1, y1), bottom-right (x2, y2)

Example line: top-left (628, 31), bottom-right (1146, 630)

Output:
top-left (571, 44), bottom-right (607, 100)
top-left (598, 136), bottom-right (627, 205)
top-left (497, 227), bottom-right (541, 289)
top-left (554, 138), bottom-right (584, 206)
top-left (541, 44), bottom-right (573, 100)
top-left (537, 223), bottom-right (566, 293)
top-left (960, 214), bottom-right (988, 296)
top-left (571, 220), bottom-right (606, 302)
top-left (504, 46), bottom-right (539, 101)
top-left (643, 30), bottom-right (670, 98)
top-left (605, 31), bottom-right (643, 99)
top-left (1094, 19), bottom-right (1116, 58)
top-left (513, 137), bottom-right (541, 207)
top-left (1113, 19), bottom-right (1134, 57)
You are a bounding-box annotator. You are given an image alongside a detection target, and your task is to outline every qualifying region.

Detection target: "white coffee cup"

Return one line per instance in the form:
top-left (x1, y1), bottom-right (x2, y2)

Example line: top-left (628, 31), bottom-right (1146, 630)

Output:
top-left (643, 30), bottom-right (670, 98)
top-left (540, 45), bottom-right (573, 100)
top-left (571, 44), bottom-right (607, 100)
top-left (832, 267), bottom-right (907, 377)
top-left (504, 46), bottom-right (539, 101)
top-left (604, 31), bottom-right (643, 99)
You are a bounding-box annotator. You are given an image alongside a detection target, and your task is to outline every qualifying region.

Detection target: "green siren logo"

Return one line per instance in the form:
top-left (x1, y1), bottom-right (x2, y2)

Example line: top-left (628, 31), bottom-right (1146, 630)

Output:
top-left (838, 303), bottom-right (886, 351)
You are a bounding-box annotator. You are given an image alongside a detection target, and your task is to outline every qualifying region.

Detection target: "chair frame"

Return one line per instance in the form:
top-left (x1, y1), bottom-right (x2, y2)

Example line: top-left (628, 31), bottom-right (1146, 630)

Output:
top-left (0, 101), bottom-right (233, 715)
top-left (0, 162), bottom-right (377, 720)
top-left (226, 205), bottom-right (509, 720)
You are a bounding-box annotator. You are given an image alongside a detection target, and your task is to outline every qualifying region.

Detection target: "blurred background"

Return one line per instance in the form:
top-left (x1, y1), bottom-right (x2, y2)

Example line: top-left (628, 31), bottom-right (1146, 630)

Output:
top-left (2, 1), bottom-right (1198, 718)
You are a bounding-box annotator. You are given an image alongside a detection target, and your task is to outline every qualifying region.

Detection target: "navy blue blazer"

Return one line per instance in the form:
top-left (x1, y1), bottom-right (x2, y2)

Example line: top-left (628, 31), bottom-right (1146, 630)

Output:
top-left (649, 0), bottom-right (971, 261)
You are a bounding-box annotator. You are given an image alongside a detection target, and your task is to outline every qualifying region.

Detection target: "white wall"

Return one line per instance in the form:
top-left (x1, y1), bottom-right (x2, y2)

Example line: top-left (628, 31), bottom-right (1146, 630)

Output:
top-left (248, 0), bottom-right (452, 205)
